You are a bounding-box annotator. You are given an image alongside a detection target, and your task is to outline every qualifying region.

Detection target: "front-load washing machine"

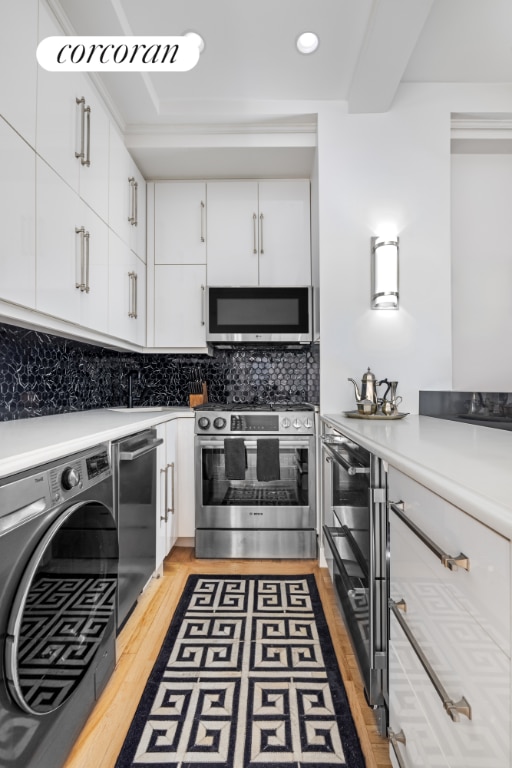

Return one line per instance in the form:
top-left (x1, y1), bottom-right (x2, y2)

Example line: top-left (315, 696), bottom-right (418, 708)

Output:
top-left (0, 443), bottom-right (118, 768)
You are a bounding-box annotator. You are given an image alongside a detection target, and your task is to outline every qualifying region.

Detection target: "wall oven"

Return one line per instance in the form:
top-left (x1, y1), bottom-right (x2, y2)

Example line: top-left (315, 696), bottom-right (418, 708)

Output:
top-left (321, 422), bottom-right (388, 736)
top-left (195, 404), bottom-right (317, 558)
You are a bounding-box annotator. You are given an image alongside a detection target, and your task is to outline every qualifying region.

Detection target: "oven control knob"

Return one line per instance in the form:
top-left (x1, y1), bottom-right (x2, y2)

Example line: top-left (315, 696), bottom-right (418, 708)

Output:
top-left (281, 417), bottom-right (291, 429)
top-left (292, 418), bottom-right (303, 430)
top-left (197, 417), bottom-right (211, 430)
top-left (61, 467), bottom-right (80, 490)
top-left (213, 417), bottom-right (227, 430)
top-left (303, 417), bottom-right (313, 429)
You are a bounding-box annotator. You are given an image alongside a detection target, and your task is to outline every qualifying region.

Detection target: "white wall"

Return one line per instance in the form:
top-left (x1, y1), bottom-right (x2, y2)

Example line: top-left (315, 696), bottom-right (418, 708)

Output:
top-left (316, 89), bottom-right (453, 414)
top-left (451, 153), bottom-right (512, 390)
top-left (316, 83), bottom-right (512, 415)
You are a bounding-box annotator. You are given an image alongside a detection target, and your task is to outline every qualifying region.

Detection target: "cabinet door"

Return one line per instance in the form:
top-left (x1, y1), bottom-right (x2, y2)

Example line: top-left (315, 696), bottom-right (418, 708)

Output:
top-left (77, 80), bottom-right (110, 224)
top-left (153, 265), bottom-right (206, 348)
top-left (0, 0), bottom-right (38, 144)
top-left (36, 3), bottom-right (82, 195)
top-left (258, 180), bottom-right (311, 285)
top-left (109, 126), bottom-right (146, 260)
top-left (36, 158), bottom-right (81, 324)
top-left (79, 203), bottom-right (109, 334)
top-left (156, 421), bottom-right (178, 566)
top-left (108, 231), bottom-right (146, 345)
top-left (154, 182), bottom-right (206, 265)
top-left (0, 118), bottom-right (36, 308)
top-left (206, 181), bottom-right (259, 285)
top-left (177, 418), bottom-right (195, 540)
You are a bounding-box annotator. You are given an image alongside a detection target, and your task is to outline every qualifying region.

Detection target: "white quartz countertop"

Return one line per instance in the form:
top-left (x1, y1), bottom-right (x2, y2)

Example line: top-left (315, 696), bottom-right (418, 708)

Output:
top-left (0, 408), bottom-right (194, 477)
top-left (322, 413), bottom-right (512, 540)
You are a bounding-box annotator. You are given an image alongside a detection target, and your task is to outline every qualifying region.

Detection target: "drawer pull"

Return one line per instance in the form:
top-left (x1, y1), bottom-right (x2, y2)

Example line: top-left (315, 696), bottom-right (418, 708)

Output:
top-left (390, 500), bottom-right (470, 572)
top-left (390, 598), bottom-right (472, 722)
top-left (388, 729), bottom-right (407, 768)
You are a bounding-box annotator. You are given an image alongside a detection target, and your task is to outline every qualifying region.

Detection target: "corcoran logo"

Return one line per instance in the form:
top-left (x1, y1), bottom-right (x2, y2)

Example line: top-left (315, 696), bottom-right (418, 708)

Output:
top-left (36, 36), bottom-right (200, 72)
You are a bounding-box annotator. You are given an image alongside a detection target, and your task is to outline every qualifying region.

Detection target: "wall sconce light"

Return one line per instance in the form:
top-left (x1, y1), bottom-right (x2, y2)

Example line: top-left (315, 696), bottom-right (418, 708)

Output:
top-left (371, 236), bottom-right (399, 309)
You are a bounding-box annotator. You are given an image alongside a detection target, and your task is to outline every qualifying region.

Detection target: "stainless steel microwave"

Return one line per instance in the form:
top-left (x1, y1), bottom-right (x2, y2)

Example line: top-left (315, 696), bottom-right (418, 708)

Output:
top-left (206, 286), bottom-right (312, 344)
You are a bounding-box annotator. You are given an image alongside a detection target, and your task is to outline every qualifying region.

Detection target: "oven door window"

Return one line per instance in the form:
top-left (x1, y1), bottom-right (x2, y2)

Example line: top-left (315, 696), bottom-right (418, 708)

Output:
top-left (5, 501), bottom-right (118, 715)
top-left (199, 439), bottom-right (310, 507)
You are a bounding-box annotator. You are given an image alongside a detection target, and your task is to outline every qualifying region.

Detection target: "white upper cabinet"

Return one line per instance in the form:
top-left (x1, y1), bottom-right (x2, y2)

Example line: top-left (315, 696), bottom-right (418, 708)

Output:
top-left (206, 181), bottom-right (259, 285)
top-left (258, 181), bottom-right (311, 285)
top-left (36, 158), bottom-right (109, 333)
top-left (0, 0), bottom-right (38, 145)
top-left (36, 3), bottom-right (110, 223)
top-left (154, 182), bottom-right (207, 265)
top-left (109, 126), bottom-right (146, 262)
top-left (153, 265), bottom-right (206, 348)
top-left (206, 180), bottom-right (311, 287)
top-left (108, 230), bottom-right (146, 345)
top-left (0, 118), bottom-right (36, 308)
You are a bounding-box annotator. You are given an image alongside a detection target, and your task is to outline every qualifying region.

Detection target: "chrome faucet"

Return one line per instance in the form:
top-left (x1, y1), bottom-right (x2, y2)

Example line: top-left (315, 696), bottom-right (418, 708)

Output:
top-left (127, 370), bottom-right (140, 408)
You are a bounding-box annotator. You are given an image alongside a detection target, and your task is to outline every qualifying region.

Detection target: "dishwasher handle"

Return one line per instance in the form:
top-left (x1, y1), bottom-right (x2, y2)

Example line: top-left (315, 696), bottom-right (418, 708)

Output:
top-left (119, 437), bottom-right (163, 461)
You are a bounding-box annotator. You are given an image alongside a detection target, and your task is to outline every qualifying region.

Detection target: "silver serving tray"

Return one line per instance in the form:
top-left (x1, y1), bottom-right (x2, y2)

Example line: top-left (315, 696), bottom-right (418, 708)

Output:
top-left (343, 410), bottom-right (409, 420)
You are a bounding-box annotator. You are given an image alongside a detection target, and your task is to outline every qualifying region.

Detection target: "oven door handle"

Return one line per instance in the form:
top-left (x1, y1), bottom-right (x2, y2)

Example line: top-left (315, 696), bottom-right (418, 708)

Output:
top-left (322, 441), bottom-right (369, 475)
top-left (197, 438), bottom-right (311, 449)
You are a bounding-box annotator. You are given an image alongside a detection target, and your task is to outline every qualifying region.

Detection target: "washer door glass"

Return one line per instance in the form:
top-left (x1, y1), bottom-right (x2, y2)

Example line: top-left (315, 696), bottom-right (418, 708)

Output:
top-left (6, 501), bottom-right (118, 715)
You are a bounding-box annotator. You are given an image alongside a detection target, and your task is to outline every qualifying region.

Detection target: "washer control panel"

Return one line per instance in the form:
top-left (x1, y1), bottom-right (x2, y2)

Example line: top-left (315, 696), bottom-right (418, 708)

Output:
top-left (49, 445), bottom-right (111, 502)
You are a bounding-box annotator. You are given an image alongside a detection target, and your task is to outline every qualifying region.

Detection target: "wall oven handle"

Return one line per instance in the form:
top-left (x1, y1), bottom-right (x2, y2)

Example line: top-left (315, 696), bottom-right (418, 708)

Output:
top-left (388, 729), bottom-right (407, 768)
top-left (323, 524), bottom-right (368, 592)
top-left (389, 501), bottom-right (470, 572)
top-left (389, 598), bottom-right (472, 722)
top-left (119, 437), bottom-right (163, 461)
top-left (323, 441), bottom-right (369, 475)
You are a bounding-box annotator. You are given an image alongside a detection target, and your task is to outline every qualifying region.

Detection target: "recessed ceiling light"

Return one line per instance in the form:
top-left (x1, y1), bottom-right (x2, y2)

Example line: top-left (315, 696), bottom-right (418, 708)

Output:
top-left (184, 31), bottom-right (205, 54)
top-left (296, 32), bottom-right (319, 55)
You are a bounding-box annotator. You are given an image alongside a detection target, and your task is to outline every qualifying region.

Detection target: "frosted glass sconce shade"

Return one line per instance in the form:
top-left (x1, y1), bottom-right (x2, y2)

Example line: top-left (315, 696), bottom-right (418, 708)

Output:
top-left (371, 236), bottom-right (399, 309)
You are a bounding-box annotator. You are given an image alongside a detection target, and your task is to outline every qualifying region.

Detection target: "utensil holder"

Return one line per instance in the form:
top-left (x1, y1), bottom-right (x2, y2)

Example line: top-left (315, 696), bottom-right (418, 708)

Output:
top-left (189, 382), bottom-right (208, 408)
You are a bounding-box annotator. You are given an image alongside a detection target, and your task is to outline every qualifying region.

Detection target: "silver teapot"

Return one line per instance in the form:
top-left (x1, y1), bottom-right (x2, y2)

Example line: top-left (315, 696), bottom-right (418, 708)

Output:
top-left (348, 368), bottom-right (379, 414)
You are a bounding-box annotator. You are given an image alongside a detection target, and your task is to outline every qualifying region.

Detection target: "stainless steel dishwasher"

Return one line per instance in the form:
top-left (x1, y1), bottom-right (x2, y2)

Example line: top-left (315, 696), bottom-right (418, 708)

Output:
top-left (112, 429), bottom-right (163, 631)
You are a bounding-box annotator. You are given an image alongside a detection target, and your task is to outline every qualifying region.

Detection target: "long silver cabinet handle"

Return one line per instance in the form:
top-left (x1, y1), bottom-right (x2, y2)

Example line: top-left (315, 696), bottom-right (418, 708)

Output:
top-left (259, 212), bottom-right (264, 254)
top-left (253, 212), bottom-right (257, 254)
top-left (200, 200), bottom-right (205, 242)
top-left (84, 104), bottom-right (91, 166)
top-left (128, 177), bottom-right (136, 224)
top-left (201, 284), bottom-right (205, 326)
top-left (128, 271), bottom-right (135, 317)
top-left (388, 729), bottom-right (407, 768)
top-left (133, 180), bottom-right (138, 226)
top-left (75, 226), bottom-right (85, 290)
top-left (133, 272), bottom-right (138, 318)
top-left (389, 501), bottom-right (470, 571)
top-left (389, 598), bottom-right (472, 722)
top-left (75, 97), bottom-right (86, 162)
top-left (84, 231), bottom-right (90, 292)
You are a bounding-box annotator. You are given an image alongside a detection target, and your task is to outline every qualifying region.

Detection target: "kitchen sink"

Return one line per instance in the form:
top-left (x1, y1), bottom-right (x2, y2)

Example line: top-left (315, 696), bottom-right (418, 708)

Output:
top-left (108, 406), bottom-right (178, 412)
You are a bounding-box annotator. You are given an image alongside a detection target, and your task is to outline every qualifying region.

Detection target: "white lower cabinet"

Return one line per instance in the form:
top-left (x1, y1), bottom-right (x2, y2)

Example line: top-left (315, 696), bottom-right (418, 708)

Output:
top-left (388, 466), bottom-right (511, 768)
top-left (176, 418), bottom-right (195, 541)
top-left (156, 421), bottom-right (178, 567)
top-left (155, 417), bottom-right (195, 568)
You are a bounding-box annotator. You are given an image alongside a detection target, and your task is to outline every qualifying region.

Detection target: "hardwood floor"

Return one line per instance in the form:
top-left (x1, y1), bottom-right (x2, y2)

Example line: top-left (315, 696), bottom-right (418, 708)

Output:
top-left (63, 547), bottom-right (392, 768)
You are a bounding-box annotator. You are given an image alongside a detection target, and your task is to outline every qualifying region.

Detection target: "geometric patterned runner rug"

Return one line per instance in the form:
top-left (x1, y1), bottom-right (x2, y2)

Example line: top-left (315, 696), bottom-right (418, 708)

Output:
top-left (115, 575), bottom-right (366, 768)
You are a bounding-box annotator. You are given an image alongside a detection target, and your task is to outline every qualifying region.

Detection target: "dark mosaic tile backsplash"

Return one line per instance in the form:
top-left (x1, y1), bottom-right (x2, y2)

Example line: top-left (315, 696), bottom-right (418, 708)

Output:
top-left (0, 323), bottom-right (319, 421)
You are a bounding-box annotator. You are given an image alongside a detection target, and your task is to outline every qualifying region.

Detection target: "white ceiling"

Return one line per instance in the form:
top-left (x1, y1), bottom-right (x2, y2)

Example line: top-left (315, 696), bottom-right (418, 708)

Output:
top-left (51, 0), bottom-right (512, 178)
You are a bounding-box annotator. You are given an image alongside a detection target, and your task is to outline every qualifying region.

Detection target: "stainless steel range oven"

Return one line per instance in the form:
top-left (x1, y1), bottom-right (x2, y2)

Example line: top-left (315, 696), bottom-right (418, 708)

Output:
top-left (321, 421), bottom-right (388, 736)
top-left (194, 404), bottom-right (317, 559)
